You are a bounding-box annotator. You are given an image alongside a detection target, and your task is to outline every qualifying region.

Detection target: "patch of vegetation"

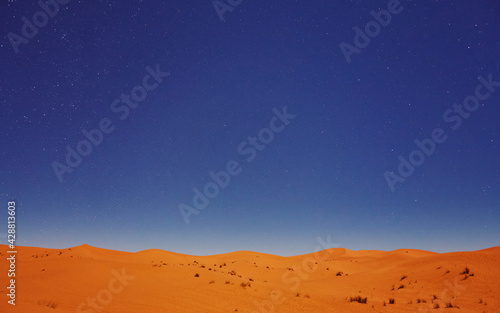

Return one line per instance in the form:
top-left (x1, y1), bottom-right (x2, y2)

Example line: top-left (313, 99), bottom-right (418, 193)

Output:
top-left (400, 275), bottom-right (407, 281)
top-left (349, 296), bottom-right (367, 304)
top-left (37, 300), bottom-right (58, 309)
top-left (388, 298), bottom-right (395, 304)
top-left (240, 282), bottom-right (251, 288)
top-left (194, 273), bottom-right (199, 277)
top-left (460, 267), bottom-right (474, 280)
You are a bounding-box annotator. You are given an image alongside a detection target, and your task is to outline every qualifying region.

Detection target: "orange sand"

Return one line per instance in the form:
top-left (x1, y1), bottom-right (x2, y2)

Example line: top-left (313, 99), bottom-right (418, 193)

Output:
top-left (1, 244), bottom-right (498, 312)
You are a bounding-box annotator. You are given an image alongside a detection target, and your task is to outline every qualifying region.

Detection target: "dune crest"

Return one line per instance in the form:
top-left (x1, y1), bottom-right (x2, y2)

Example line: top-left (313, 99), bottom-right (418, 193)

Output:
top-left (1, 244), bottom-right (498, 312)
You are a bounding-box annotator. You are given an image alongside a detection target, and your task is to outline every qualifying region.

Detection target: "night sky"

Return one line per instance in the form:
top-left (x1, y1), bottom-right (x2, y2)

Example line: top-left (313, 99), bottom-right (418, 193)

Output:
top-left (1, 1), bottom-right (499, 256)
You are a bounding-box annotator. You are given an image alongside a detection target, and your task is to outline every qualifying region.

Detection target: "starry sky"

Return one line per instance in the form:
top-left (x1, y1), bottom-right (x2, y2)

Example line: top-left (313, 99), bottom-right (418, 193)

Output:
top-left (1, 1), bottom-right (499, 256)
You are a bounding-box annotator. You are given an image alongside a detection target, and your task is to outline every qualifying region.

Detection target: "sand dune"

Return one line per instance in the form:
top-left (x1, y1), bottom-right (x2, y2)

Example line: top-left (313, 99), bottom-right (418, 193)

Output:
top-left (1, 244), bottom-right (499, 313)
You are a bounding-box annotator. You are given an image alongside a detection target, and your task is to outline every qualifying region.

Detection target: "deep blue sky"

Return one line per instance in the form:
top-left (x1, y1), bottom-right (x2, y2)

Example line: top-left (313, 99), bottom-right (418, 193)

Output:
top-left (1, 1), bottom-right (499, 256)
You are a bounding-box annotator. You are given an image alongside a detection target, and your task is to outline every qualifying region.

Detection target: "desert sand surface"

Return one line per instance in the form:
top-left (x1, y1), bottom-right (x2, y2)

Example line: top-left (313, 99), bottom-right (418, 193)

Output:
top-left (1, 244), bottom-right (499, 313)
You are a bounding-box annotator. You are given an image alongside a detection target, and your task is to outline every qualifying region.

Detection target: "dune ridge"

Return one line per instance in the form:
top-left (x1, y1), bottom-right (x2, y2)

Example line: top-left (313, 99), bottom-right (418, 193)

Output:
top-left (1, 244), bottom-right (498, 312)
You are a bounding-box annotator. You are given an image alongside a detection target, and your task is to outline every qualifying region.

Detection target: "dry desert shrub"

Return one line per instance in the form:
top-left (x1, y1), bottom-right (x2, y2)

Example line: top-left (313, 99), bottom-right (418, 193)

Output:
top-left (349, 296), bottom-right (367, 304)
top-left (240, 282), bottom-right (251, 288)
top-left (37, 300), bottom-right (58, 309)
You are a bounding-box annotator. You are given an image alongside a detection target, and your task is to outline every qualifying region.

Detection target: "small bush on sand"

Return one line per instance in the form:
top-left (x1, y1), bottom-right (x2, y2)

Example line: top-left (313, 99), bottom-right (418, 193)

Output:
top-left (349, 296), bottom-right (367, 304)
top-left (37, 300), bottom-right (58, 309)
top-left (240, 282), bottom-right (251, 288)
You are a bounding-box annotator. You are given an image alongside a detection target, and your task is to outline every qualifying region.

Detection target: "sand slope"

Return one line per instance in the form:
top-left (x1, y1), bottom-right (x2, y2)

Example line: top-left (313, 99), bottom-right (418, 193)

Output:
top-left (1, 244), bottom-right (499, 313)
